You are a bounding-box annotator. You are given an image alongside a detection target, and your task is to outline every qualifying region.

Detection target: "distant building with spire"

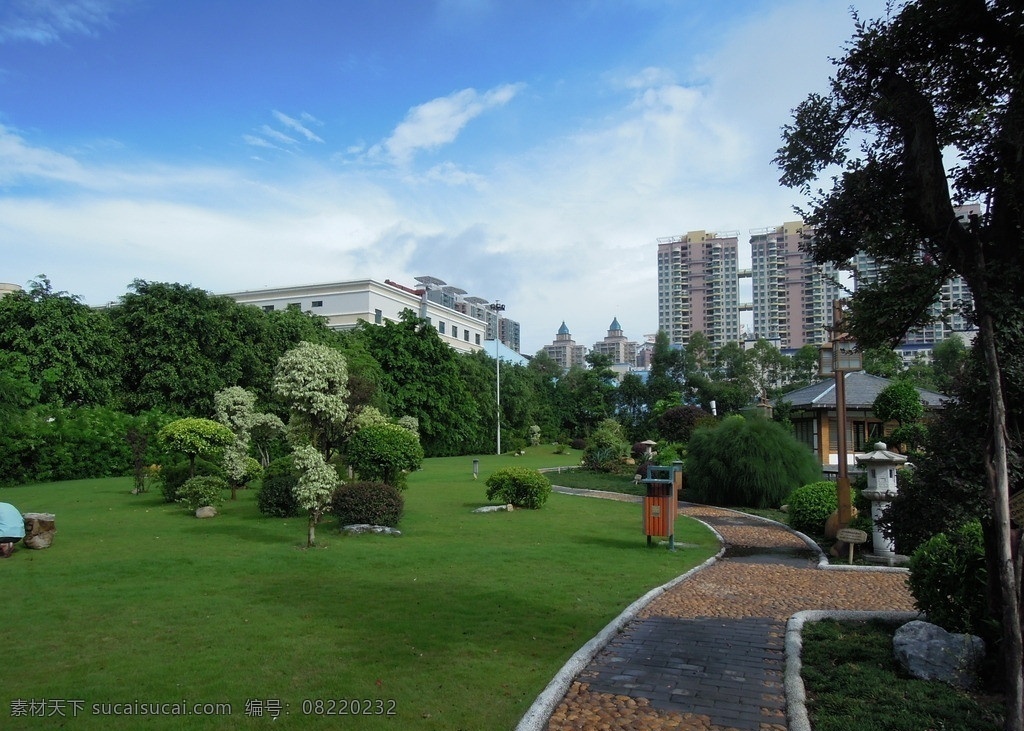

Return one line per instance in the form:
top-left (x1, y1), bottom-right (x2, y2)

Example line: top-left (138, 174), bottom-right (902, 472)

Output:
top-left (591, 317), bottom-right (639, 368)
top-left (543, 322), bottom-right (587, 369)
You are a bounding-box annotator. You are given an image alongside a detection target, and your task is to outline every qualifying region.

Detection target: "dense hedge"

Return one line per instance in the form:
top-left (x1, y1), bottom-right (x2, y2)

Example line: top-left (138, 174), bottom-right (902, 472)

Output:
top-left (0, 406), bottom-right (171, 486)
top-left (331, 481), bottom-right (404, 527)
top-left (256, 456), bottom-right (301, 518)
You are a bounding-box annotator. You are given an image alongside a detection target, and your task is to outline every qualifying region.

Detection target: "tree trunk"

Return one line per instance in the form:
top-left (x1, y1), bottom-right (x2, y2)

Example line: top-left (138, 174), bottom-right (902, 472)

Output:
top-left (307, 514), bottom-right (316, 548)
top-left (978, 307), bottom-right (1024, 731)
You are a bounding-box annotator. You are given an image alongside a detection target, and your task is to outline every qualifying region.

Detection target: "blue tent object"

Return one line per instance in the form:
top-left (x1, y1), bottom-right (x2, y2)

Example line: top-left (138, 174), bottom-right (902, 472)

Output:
top-left (0, 502), bottom-right (26, 539)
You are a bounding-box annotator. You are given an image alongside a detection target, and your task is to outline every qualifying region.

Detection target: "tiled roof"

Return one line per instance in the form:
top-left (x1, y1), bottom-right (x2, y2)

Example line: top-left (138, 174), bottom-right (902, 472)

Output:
top-left (777, 371), bottom-right (947, 410)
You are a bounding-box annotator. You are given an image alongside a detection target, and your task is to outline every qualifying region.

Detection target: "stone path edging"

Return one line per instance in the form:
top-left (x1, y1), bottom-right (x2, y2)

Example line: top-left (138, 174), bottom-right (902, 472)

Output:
top-left (784, 610), bottom-right (922, 731)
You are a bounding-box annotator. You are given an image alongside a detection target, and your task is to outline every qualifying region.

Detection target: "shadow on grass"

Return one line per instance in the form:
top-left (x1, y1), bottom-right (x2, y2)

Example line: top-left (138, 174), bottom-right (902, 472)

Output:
top-left (181, 517), bottom-right (293, 545)
top-left (573, 534), bottom-right (646, 550)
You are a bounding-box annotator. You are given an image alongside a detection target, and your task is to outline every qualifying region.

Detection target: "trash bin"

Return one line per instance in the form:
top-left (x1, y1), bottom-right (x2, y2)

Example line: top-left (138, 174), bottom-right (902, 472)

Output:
top-left (641, 462), bottom-right (682, 548)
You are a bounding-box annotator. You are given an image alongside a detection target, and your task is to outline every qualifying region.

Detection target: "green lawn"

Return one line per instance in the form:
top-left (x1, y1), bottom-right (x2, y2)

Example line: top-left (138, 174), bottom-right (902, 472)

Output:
top-left (2, 447), bottom-right (718, 730)
top-left (801, 619), bottom-right (1003, 731)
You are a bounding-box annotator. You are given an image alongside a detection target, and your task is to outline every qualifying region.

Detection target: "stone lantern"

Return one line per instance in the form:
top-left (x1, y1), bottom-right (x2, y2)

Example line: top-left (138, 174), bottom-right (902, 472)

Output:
top-left (855, 442), bottom-right (907, 559)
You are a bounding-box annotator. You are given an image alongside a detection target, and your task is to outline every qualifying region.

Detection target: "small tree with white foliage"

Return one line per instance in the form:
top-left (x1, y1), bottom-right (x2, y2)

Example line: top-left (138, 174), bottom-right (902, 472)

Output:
top-left (291, 444), bottom-right (339, 547)
top-left (273, 342), bottom-right (350, 547)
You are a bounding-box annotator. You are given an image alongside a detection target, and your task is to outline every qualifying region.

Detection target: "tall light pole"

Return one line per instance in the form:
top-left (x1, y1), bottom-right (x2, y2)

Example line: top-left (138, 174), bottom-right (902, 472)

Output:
top-left (489, 301), bottom-right (506, 455)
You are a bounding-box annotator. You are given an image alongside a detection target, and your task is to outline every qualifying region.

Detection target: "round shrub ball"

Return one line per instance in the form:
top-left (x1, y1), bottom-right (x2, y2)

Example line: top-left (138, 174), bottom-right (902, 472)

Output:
top-left (485, 467), bottom-right (552, 510)
top-left (177, 475), bottom-right (227, 512)
top-left (331, 481), bottom-right (404, 528)
top-left (786, 481), bottom-right (840, 535)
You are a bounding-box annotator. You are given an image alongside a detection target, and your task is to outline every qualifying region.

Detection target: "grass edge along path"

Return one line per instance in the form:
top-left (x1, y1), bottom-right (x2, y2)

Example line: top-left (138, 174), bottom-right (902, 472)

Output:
top-left (2, 447), bottom-right (718, 731)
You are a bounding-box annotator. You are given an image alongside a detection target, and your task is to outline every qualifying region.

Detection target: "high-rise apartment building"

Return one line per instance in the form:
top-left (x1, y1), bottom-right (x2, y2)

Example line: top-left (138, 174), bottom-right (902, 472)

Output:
top-left (749, 221), bottom-right (842, 349)
top-left (851, 204), bottom-right (979, 353)
top-left (656, 230), bottom-right (740, 348)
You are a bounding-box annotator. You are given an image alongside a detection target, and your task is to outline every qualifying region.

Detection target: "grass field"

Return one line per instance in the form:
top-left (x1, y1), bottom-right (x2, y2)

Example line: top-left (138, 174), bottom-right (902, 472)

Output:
top-left (2, 447), bottom-right (718, 730)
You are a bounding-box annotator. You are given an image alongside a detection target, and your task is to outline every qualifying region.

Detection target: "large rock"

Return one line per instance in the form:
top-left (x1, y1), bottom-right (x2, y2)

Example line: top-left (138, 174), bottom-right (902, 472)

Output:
top-left (195, 506), bottom-right (218, 519)
top-left (22, 512), bottom-right (56, 549)
top-left (893, 620), bottom-right (985, 689)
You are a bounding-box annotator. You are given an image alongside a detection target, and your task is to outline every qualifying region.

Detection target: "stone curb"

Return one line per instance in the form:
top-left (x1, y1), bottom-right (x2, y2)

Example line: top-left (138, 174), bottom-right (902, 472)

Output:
top-left (784, 610), bottom-right (922, 731)
top-left (515, 490), bottom-right (725, 731)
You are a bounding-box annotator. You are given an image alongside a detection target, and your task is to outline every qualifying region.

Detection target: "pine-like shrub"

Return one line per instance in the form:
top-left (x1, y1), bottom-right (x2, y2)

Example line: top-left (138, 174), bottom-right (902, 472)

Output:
top-left (787, 481), bottom-right (842, 535)
top-left (686, 415), bottom-right (821, 509)
top-left (485, 467), bottom-right (552, 509)
top-left (908, 521), bottom-right (988, 636)
top-left (331, 481), bottom-right (404, 528)
top-left (256, 456), bottom-right (301, 518)
top-left (177, 475), bottom-right (227, 512)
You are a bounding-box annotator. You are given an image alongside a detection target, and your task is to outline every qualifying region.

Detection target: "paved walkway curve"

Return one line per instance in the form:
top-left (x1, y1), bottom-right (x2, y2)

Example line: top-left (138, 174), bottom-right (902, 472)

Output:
top-left (540, 499), bottom-right (917, 731)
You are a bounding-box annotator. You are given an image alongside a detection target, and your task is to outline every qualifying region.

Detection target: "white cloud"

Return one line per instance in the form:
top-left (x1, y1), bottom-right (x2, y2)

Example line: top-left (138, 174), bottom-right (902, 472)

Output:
top-left (374, 83), bottom-right (524, 166)
top-left (273, 110), bottom-right (324, 143)
top-left (0, 0), bottom-right (124, 44)
top-left (0, 124), bottom-right (87, 185)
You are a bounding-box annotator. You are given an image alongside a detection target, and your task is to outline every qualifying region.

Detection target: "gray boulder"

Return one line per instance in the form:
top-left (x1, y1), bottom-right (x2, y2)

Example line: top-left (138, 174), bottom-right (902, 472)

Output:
top-left (892, 620), bottom-right (985, 689)
top-left (342, 524), bottom-right (402, 537)
top-left (195, 506), bottom-right (218, 519)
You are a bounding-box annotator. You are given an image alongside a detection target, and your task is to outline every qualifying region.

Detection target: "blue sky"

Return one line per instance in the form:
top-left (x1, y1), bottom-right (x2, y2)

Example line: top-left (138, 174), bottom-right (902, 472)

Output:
top-left (2, 0), bottom-right (890, 354)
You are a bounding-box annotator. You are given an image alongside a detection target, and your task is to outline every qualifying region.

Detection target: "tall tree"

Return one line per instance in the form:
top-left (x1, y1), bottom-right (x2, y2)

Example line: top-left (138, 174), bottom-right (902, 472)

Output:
top-left (0, 276), bottom-right (121, 407)
top-left (353, 310), bottom-right (479, 457)
top-left (774, 2), bottom-right (1024, 724)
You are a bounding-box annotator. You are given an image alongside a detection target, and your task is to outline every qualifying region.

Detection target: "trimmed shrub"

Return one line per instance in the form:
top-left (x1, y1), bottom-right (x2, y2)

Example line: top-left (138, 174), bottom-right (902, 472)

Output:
top-left (256, 456), bottom-right (301, 518)
top-left (786, 481), bottom-right (854, 535)
top-left (686, 415), bottom-right (821, 509)
top-left (331, 481), bottom-right (404, 528)
top-left (569, 438), bottom-right (586, 451)
top-left (908, 521), bottom-right (988, 636)
top-left (159, 457), bottom-right (223, 503)
top-left (177, 475), bottom-right (227, 512)
top-left (347, 422), bottom-right (424, 489)
top-left (485, 467), bottom-right (552, 509)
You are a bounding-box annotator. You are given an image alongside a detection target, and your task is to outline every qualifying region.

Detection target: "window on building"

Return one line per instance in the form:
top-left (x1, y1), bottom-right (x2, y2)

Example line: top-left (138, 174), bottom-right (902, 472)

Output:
top-left (452, 326), bottom-right (458, 338)
top-left (475, 334), bottom-right (481, 345)
top-left (311, 300), bottom-right (323, 308)
top-left (464, 330), bottom-right (470, 342)
top-left (374, 309), bottom-right (382, 324)
top-left (438, 322), bottom-right (445, 334)
top-left (262, 305), bottom-right (274, 312)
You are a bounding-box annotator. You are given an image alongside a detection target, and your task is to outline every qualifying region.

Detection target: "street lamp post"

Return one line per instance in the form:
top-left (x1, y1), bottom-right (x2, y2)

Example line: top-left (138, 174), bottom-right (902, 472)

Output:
top-left (489, 302), bottom-right (506, 455)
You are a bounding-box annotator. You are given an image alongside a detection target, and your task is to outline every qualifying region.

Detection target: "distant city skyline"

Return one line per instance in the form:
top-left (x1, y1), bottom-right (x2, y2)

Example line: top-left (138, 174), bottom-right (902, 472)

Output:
top-left (2, 0), bottom-right (891, 354)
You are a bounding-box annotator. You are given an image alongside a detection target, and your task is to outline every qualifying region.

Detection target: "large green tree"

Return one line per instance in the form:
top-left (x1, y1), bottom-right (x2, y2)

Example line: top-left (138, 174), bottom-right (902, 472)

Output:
top-left (353, 310), bottom-right (479, 457)
top-left (774, 2), bottom-right (1024, 723)
top-left (0, 277), bottom-right (121, 407)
